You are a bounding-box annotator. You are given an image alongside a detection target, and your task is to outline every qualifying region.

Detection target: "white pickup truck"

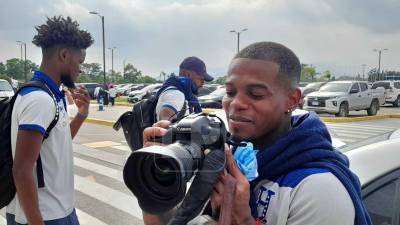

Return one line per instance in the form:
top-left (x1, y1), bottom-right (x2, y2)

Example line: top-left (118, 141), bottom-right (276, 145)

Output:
top-left (372, 80), bottom-right (400, 107)
top-left (303, 81), bottom-right (385, 117)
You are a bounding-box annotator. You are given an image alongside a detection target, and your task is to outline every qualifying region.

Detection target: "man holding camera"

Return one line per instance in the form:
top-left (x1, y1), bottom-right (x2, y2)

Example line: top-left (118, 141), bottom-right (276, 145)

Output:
top-left (155, 57), bottom-right (213, 121)
top-left (139, 42), bottom-right (371, 225)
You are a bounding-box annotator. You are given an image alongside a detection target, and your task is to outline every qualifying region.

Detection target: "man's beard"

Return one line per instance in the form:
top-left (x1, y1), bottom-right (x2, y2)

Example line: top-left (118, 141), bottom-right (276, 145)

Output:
top-left (61, 74), bottom-right (76, 89)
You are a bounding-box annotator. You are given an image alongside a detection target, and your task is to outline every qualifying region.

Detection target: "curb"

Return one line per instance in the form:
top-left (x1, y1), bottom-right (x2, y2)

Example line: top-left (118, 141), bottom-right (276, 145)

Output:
top-left (71, 117), bottom-right (115, 127)
top-left (321, 114), bottom-right (400, 123)
top-left (90, 101), bottom-right (133, 107)
top-left (79, 113), bottom-right (400, 127)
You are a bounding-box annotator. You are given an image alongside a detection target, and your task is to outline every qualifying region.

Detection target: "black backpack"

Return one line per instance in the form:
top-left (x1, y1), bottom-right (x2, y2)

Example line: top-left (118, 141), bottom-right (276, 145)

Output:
top-left (113, 95), bottom-right (186, 151)
top-left (0, 80), bottom-right (59, 209)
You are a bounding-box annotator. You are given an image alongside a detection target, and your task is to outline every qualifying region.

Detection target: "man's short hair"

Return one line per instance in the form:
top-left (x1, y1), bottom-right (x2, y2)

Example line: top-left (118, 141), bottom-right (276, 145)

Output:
top-left (32, 16), bottom-right (94, 49)
top-left (234, 42), bottom-right (301, 88)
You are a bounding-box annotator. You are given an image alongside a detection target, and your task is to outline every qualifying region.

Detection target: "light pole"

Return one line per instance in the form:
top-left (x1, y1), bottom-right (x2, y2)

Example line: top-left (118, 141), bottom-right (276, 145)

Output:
top-left (230, 28), bottom-right (248, 53)
top-left (123, 59), bottom-right (126, 80)
top-left (373, 48), bottom-right (388, 81)
top-left (90, 11), bottom-right (106, 87)
top-left (16, 41), bottom-right (27, 82)
top-left (108, 47), bottom-right (116, 82)
top-left (362, 64), bottom-right (366, 81)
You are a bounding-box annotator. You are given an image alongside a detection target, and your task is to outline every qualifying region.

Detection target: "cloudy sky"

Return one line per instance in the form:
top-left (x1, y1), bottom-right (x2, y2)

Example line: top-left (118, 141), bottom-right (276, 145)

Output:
top-left (0, 0), bottom-right (399, 79)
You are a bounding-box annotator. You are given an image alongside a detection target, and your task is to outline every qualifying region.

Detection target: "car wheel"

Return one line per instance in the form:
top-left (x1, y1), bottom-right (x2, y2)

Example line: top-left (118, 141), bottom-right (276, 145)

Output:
top-left (393, 96), bottom-right (400, 107)
top-left (367, 100), bottom-right (379, 116)
top-left (335, 102), bottom-right (349, 117)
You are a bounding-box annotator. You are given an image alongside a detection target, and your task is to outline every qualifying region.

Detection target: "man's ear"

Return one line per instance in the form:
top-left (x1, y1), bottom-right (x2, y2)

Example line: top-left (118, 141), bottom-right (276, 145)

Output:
top-left (287, 87), bottom-right (302, 111)
top-left (58, 48), bottom-right (69, 63)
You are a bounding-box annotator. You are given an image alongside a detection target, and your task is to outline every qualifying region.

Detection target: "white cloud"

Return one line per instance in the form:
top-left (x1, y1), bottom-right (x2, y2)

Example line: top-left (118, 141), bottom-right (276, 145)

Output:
top-left (0, 0), bottom-right (399, 79)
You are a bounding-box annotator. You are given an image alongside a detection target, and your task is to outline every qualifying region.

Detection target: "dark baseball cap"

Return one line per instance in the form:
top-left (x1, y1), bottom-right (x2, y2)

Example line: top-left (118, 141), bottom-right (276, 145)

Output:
top-left (179, 56), bottom-right (214, 82)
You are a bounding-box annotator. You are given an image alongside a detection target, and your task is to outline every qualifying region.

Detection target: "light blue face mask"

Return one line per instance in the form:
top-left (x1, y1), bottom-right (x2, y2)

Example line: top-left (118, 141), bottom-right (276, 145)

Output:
top-left (233, 142), bottom-right (259, 181)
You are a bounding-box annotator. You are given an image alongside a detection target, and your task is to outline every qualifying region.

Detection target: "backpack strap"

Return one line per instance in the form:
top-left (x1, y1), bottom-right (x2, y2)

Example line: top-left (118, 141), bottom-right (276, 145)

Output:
top-left (17, 80), bottom-right (60, 188)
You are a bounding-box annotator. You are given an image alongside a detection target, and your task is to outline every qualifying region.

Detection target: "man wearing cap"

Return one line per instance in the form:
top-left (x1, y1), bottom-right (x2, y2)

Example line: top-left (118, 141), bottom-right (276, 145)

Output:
top-left (155, 56), bottom-right (213, 121)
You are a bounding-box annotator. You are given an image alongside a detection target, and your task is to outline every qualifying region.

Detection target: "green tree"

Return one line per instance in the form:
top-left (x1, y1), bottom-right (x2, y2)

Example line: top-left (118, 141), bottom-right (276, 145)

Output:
top-left (0, 62), bottom-right (6, 75)
top-left (215, 75), bottom-right (227, 85)
top-left (124, 63), bottom-right (142, 83)
top-left (317, 70), bottom-right (332, 81)
top-left (0, 74), bottom-right (11, 83)
top-left (367, 68), bottom-right (378, 82)
top-left (5, 58), bottom-right (38, 80)
top-left (159, 71), bottom-right (167, 82)
top-left (300, 66), bottom-right (316, 82)
top-left (80, 63), bottom-right (102, 81)
top-left (136, 75), bottom-right (158, 84)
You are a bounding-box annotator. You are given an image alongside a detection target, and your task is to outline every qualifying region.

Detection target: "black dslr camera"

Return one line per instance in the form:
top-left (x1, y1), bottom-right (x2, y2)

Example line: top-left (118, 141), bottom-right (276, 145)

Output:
top-left (123, 113), bottom-right (228, 215)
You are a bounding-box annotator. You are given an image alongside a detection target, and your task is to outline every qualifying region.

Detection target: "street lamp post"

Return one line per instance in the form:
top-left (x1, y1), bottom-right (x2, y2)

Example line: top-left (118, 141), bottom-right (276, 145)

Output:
top-left (230, 28), bottom-right (248, 53)
top-left (362, 64), bottom-right (366, 81)
top-left (16, 41), bottom-right (27, 82)
top-left (108, 47), bottom-right (116, 82)
top-left (373, 48), bottom-right (388, 81)
top-left (90, 11), bottom-right (106, 87)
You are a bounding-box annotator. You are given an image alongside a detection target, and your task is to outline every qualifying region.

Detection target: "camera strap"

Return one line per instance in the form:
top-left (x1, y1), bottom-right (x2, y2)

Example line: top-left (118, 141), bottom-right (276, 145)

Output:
top-left (167, 149), bottom-right (226, 225)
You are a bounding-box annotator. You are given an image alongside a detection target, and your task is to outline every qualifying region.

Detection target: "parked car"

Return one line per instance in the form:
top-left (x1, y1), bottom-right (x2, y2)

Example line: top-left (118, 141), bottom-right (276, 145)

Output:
top-left (117, 83), bottom-right (134, 96)
top-left (75, 83), bottom-right (101, 99)
top-left (372, 81), bottom-right (400, 107)
top-left (341, 131), bottom-right (400, 225)
top-left (124, 84), bottom-right (147, 96)
top-left (299, 82), bottom-right (327, 108)
top-left (302, 82), bottom-right (327, 96)
top-left (303, 81), bottom-right (385, 117)
top-left (198, 85), bottom-right (218, 97)
top-left (0, 79), bottom-right (14, 99)
top-left (128, 84), bottom-right (162, 103)
top-left (198, 87), bottom-right (226, 109)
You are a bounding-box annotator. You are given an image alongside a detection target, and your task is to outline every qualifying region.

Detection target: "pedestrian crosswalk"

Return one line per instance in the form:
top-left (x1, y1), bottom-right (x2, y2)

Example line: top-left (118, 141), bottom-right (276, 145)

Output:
top-left (1, 121), bottom-right (398, 225)
top-left (326, 122), bottom-right (398, 144)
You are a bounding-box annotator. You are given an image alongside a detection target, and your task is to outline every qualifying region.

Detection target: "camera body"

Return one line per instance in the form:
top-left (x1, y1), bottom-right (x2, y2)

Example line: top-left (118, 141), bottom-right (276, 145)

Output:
top-left (123, 113), bottom-right (228, 214)
top-left (157, 113), bottom-right (227, 151)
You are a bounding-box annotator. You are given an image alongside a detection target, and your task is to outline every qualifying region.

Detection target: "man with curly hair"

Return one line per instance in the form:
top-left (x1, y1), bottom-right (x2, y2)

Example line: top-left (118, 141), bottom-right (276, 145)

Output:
top-left (6, 16), bottom-right (93, 225)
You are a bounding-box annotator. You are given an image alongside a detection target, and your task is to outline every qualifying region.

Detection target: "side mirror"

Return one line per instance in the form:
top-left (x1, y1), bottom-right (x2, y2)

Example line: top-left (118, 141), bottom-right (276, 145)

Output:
top-left (350, 89), bottom-right (359, 94)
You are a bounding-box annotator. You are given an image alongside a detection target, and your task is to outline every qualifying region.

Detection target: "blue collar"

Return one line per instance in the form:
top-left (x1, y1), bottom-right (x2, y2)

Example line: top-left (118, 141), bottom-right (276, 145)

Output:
top-left (31, 70), bottom-right (65, 102)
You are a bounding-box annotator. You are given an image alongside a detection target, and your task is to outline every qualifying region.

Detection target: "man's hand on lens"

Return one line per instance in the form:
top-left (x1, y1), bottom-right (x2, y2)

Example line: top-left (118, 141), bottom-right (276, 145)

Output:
top-left (143, 120), bottom-right (171, 147)
top-left (211, 145), bottom-right (255, 225)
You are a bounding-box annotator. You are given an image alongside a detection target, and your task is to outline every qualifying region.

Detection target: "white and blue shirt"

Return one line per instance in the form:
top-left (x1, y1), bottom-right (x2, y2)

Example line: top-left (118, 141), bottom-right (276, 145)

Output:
top-left (155, 86), bottom-right (189, 121)
top-left (7, 71), bottom-right (74, 224)
top-left (253, 168), bottom-right (355, 225)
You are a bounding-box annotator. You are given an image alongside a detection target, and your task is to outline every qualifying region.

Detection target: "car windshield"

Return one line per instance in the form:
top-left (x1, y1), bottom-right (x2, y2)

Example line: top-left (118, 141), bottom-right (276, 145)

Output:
top-left (319, 83), bottom-right (350, 92)
top-left (209, 88), bottom-right (226, 96)
top-left (0, 81), bottom-right (13, 91)
top-left (372, 82), bottom-right (390, 89)
top-left (305, 82), bottom-right (325, 89)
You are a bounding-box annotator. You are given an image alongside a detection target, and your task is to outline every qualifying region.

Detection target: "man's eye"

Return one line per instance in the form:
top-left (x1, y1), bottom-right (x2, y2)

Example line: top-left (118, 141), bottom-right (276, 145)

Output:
top-left (249, 92), bottom-right (265, 99)
top-left (226, 91), bottom-right (235, 97)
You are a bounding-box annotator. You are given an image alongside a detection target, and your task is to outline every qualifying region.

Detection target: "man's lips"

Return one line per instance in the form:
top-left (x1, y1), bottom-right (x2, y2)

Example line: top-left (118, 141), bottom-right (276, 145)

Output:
top-left (229, 114), bottom-right (253, 123)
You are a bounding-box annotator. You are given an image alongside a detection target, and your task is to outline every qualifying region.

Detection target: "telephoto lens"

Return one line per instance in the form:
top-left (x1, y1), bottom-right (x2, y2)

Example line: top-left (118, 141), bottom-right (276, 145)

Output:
top-left (123, 113), bottom-right (227, 214)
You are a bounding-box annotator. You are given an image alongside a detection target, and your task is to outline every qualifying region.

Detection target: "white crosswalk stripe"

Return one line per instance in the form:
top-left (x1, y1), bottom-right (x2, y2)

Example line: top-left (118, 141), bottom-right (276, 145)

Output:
top-left (326, 123), bottom-right (397, 144)
top-left (74, 157), bottom-right (124, 182)
top-left (75, 208), bottom-right (108, 225)
top-left (74, 175), bottom-right (142, 219)
top-left (0, 215), bottom-right (6, 225)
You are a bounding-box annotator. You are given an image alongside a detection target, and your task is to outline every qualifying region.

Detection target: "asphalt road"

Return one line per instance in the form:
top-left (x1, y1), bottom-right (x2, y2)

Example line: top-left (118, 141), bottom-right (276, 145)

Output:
top-left (2, 107), bottom-right (399, 225)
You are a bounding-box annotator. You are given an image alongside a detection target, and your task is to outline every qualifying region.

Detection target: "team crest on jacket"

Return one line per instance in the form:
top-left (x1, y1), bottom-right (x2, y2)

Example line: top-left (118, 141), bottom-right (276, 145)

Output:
top-left (256, 186), bottom-right (275, 224)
